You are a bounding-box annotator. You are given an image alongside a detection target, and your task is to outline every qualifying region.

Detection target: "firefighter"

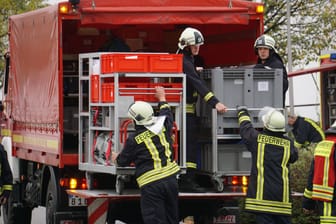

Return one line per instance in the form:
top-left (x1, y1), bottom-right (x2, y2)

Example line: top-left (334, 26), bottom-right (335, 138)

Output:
top-left (112, 86), bottom-right (180, 224)
top-left (302, 122), bottom-right (336, 223)
top-left (0, 101), bottom-right (13, 205)
top-left (237, 106), bottom-right (298, 224)
top-left (254, 34), bottom-right (288, 107)
top-left (176, 27), bottom-right (227, 192)
top-left (287, 113), bottom-right (325, 149)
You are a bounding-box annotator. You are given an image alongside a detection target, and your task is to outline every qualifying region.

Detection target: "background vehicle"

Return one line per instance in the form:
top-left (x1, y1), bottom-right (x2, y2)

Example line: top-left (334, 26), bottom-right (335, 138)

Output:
top-left (1, 0), bottom-right (268, 223)
top-left (288, 50), bottom-right (336, 130)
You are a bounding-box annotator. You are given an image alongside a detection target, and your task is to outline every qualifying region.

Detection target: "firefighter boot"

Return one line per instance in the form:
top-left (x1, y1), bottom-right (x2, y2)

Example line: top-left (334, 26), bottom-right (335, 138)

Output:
top-left (179, 169), bottom-right (206, 193)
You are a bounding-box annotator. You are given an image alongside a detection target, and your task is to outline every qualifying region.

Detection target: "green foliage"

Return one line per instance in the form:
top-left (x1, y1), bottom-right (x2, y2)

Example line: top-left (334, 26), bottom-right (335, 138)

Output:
top-left (263, 0), bottom-right (336, 67)
top-left (0, 0), bottom-right (47, 74)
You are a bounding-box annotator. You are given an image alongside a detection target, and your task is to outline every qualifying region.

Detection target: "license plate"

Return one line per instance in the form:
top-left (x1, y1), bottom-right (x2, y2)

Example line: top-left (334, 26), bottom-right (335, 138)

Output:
top-left (68, 195), bottom-right (87, 207)
top-left (213, 215), bottom-right (236, 224)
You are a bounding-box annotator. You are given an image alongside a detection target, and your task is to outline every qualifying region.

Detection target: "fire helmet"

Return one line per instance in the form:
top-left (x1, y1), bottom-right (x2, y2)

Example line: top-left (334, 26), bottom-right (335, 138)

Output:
top-left (254, 34), bottom-right (276, 52)
top-left (261, 108), bottom-right (285, 132)
top-left (128, 101), bottom-right (155, 126)
top-left (178, 27), bottom-right (204, 50)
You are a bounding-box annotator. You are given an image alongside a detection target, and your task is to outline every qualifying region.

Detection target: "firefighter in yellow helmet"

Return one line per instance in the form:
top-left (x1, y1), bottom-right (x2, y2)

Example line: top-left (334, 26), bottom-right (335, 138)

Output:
top-left (237, 106), bottom-right (298, 224)
top-left (302, 121), bottom-right (336, 223)
top-left (177, 27), bottom-right (227, 192)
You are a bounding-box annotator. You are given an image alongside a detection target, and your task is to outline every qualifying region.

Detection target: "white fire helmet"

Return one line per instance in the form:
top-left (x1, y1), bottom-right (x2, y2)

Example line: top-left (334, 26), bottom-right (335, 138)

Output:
top-left (254, 34), bottom-right (276, 52)
top-left (128, 101), bottom-right (155, 126)
top-left (259, 107), bottom-right (285, 132)
top-left (178, 27), bottom-right (204, 50)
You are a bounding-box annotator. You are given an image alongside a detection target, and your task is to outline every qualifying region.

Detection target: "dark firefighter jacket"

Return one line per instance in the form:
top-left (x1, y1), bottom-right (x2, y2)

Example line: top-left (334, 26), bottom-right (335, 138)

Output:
top-left (303, 138), bottom-right (336, 224)
top-left (238, 109), bottom-right (298, 216)
top-left (292, 116), bottom-right (325, 148)
top-left (0, 144), bottom-right (13, 194)
top-left (116, 102), bottom-right (180, 188)
top-left (255, 52), bottom-right (288, 106)
top-left (181, 49), bottom-right (219, 114)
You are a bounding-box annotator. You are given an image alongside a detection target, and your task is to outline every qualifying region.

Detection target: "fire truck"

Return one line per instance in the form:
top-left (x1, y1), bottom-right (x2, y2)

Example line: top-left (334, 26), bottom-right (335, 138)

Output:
top-left (0, 0), bottom-right (282, 223)
top-left (288, 51), bottom-right (336, 130)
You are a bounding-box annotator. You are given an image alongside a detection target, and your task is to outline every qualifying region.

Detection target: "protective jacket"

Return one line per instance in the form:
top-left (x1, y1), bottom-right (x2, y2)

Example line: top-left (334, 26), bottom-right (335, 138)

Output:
top-left (238, 109), bottom-right (298, 216)
top-left (303, 138), bottom-right (336, 224)
top-left (291, 116), bottom-right (325, 148)
top-left (181, 49), bottom-right (219, 114)
top-left (255, 52), bottom-right (288, 106)
top-left (0, 144), bottom-right (13, 194)
top-left (116, 102), bottom-right (180, 188)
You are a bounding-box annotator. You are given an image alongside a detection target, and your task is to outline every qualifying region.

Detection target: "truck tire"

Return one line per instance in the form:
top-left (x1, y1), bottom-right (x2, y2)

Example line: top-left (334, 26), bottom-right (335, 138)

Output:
top-left (1, 194), bottom-right (32, 224)
top-left (46, 179), bottom-right (58, 224)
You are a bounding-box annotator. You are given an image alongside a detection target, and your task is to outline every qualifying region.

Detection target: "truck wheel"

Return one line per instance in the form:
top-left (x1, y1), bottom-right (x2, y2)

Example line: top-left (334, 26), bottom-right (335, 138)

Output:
top-left (46, 180), bottom-right (58, 224)
top-left (1, 194), bottom-right (32, 224)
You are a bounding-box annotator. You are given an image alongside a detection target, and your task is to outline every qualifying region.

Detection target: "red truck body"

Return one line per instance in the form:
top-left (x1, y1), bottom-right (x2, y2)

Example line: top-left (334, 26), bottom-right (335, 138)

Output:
top-left (2, 1), bottom-right (264, 223)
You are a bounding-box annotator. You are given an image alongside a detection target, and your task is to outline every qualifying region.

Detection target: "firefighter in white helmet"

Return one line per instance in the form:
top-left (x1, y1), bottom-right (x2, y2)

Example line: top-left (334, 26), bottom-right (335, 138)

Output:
top-left (254, 34), bottom-right (288, 107)
top-left (112, 87), bottom-right (180, 224)
top-left (237, 106), bottom-right (298, 224)
top-left (177, 27), bottom-right (227, 193)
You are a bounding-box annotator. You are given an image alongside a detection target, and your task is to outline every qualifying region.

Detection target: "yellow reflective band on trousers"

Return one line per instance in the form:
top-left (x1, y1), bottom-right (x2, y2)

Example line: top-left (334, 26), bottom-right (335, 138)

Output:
top-left (320, 202), bottom-right (336, 224)
top-left (245, 198), bottom-right (292, 215)
top-left (186, 104), bottom-right (195, 114)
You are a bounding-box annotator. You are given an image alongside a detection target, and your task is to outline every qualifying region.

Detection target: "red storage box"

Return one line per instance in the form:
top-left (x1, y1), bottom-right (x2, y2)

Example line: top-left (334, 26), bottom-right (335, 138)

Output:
top-left (149, 54), bottom-right (183, 73)
top-left (101, 53), bottom-right (149, 73)
top-left (91, 75), bottom-right (100, 103)
top-left (102, 83), bottom-right (114, 103)
top-left (148, 83), bottom-right (182, 102)
top-left (119, 82), bottom-right (149, 101)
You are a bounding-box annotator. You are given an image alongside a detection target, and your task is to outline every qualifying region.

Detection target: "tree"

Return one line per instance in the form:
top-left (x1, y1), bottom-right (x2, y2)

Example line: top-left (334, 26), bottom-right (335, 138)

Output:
top-left (0, 0), bottom-right (47, 73)
top-left (263, 0), bottom-right (336, 68)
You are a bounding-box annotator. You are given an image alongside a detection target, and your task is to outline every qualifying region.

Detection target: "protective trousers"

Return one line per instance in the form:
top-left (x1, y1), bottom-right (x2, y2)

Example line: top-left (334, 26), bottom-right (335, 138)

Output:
top-left (140, 175), bottom-right (179, 224)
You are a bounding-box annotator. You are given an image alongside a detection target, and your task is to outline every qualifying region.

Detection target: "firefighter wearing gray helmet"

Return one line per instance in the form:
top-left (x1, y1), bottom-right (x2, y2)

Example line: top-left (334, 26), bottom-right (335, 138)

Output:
top-left (177, 27), bottom-right (227, 193)
top-left (237, 106), bottom-right (298, 224)
top-left (254, 34), bottom-right (288, 107)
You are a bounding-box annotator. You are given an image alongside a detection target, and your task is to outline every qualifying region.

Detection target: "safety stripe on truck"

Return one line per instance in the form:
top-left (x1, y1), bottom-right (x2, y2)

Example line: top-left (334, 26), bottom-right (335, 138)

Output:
top-left (88, 198), bottom-right (109, 224)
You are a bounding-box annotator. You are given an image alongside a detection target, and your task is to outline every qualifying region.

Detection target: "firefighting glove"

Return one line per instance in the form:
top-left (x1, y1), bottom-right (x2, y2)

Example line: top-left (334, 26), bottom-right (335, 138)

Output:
top-left (0, 190), bottom-right (11, 205)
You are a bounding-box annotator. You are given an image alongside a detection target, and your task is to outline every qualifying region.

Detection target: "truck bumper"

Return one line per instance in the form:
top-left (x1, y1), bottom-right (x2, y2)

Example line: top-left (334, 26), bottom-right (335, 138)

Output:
top-left (54, 210), bottom-right (87, 224)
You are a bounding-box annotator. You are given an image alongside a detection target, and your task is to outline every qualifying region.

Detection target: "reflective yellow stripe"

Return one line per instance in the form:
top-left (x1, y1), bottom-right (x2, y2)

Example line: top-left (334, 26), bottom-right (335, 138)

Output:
top-left (304, 117), bottom-right (325, 140)
top-left (186, 162), bottom-right (197, 169)
top-left (238, 115), bottom-right (250, 124)
top-left (136, 162), bottom-right (180, 187)
top-left (245, 198), bottom-right (292, 215)
top-left (203, 92), bottom-right (214, 102)
top-left (2, 185), bottom-right (12, 191)
top-left (256, 143), bottom-right (265, 200)
top-left (186, 104), bottom-right (195, 114)
top-left (281, 143), bottom-right (290, 202)
top-left (294, 141), bottom-right (302, 149)
top-left (1, 129), bottom-right (11, 136)
top-left (304, 188), bottom-right (313, 198)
